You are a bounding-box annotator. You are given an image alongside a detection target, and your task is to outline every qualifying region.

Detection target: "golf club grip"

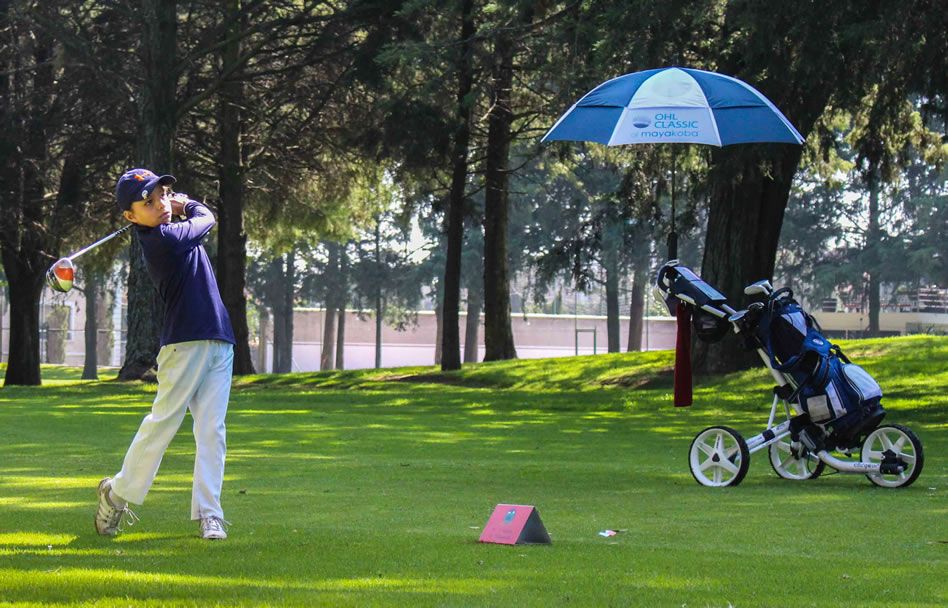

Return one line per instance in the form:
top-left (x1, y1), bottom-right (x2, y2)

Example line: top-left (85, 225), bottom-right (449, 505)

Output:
top-left (67, 224), bottom-right (132, 261)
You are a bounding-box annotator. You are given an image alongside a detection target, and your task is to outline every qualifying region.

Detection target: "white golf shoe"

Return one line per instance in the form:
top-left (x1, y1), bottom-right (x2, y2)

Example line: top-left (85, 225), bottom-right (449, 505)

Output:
top-left (95, 477), bottom-right (139, 536)
top-left (200, 516), bottom-right (230, 540)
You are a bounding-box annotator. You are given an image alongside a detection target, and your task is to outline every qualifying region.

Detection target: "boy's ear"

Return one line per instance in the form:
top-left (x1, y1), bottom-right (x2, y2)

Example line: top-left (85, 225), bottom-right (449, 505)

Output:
top-left (123, 209), bottom-right (137, 223)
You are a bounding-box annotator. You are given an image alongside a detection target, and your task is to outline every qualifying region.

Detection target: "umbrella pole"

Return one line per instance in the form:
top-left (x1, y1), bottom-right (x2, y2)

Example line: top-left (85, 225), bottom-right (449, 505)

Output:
top-left (666, 147), bottom-right (678, 261)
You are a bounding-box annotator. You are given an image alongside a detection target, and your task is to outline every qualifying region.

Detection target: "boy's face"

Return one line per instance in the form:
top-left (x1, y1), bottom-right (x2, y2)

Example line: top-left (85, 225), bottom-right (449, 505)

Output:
top-left (124, 186), bottom-right (171, 228)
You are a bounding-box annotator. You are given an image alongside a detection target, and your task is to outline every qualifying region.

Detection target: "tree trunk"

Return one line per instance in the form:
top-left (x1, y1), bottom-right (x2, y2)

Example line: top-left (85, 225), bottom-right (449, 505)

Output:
top-left (121, 236), bottom-right (164, 381)
top-left (606, 270), bottom-right (622, 353)
top-left (2, 262), bottom-right (44, 386)
top-left (281, 251), bottom-right (295, 373)
top-left (434, 298), bottom-right (443, 366)
top-left (120, 0), bottom-right (177, 381)
top-left (321, 244), bottom-right (338, 371)
top-left (374, 223), bottom-right (383, 369)
top-left (482, 25), bottom-right (517, 362)
top-left (605, 263), bottom-right (621, 353)
top-left (866, 170), bottom-right (881, 336)
top-left (0, 19), bottom-right (52, 386)
top-left (375, 292), bottom-right (383, 369)
top-left (0, 1), bottom-right (6, 370)
top-left (257, 307), bottom-right (270, 373)
top-left (440, 0), bottom-right (475, 371)
top-left (695, 144), bottom-right (804, 374)
top-left (271, 254), bottom-right (295, 374)
top-left (270, 263), bottom-right (285, 373)
top-left (335, 305), bottom-right (346, 370)
top-left (320, 307), bottom-right (335, 371)
top-left (463, 288), bottom-right (481, 363)
top-left (216, 0), bottom-right (254, 375)
top-left (0, 289), bottom-right (5, 365)
top-left (335, 246), bottom-right (348, 370)
top-left (97, 285), bottom-right (115, 366)
top-left (694, 0), bottom-right (889, 373)
top-left (82, 272), bottom-right (100, 380)
top-left (627, 254), bottom-right (648, 352)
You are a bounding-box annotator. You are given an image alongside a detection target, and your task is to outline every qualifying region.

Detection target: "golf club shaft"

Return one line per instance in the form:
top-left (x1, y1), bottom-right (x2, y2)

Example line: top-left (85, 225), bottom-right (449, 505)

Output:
top-left (66, 224), bottom-right (132, 261)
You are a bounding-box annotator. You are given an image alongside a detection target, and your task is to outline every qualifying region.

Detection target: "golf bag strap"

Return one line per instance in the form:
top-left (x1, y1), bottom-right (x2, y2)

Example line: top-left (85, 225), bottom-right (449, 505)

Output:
top-left (833, 344), bottom-right (850, 364)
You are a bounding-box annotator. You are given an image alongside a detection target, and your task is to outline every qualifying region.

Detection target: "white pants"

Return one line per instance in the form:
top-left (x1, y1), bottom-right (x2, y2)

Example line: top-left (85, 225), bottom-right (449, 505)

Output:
top-left (112, 340), bottom-right (234, 520)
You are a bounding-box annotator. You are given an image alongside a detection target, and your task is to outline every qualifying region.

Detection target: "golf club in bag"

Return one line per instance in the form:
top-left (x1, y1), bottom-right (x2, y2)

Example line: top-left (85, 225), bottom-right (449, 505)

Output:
top-left (46, 224), bottom-right (132, 293)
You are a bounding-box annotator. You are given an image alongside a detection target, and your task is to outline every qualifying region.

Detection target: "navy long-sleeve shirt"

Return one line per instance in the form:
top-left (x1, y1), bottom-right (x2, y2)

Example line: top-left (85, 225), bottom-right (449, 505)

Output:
top-left (136, 200), bottom-right (235, 348)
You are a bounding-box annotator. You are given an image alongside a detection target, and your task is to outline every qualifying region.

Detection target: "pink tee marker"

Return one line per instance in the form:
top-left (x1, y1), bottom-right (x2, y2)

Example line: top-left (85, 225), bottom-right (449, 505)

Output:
top-left (478, 504), bottom-right (551, 545)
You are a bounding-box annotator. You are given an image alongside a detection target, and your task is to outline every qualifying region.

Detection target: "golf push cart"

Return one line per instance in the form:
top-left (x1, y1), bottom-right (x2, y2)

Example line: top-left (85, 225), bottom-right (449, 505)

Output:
top-left (655, 261), bottom-right (924, 488)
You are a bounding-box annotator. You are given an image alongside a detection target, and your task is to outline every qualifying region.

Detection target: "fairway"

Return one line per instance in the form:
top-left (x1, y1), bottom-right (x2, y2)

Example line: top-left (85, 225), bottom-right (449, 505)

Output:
top-left (0, 336), bottom-right (945, 607)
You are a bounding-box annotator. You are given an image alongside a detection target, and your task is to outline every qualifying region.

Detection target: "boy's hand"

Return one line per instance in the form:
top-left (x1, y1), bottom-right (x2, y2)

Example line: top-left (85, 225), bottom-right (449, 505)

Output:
top-left (166, 193), bottom-right (190, 216)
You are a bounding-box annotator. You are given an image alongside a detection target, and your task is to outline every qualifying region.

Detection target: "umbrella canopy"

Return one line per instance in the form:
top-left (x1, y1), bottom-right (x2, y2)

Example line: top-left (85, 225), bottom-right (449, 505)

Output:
top-left (541, 67), bottom-right (803, 146)
top-left (541, 67), bottom-right (804, 260)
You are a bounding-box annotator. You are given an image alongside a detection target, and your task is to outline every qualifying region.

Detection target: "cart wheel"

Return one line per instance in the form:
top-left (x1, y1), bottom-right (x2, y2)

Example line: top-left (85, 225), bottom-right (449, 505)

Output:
top-left (861, 424), bottom-right (924, 488)
top-left (689, 426), bottom-right (750, 487)
top-left (768, 436), bottom-right (825, 480)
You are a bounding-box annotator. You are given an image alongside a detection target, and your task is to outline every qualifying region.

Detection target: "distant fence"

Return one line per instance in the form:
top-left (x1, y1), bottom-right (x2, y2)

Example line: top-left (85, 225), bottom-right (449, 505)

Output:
top-left (827, 286), bottom-right (948, 314)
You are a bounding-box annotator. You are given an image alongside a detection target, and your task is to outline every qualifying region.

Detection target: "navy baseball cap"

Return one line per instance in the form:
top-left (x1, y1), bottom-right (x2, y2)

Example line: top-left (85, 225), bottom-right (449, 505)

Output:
top-left (115, 168), bottom-right (176, 211)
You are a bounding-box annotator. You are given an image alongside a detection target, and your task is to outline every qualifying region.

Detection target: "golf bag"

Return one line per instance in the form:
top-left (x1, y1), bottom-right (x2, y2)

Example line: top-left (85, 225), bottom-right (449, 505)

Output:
top-left (755, 288), bottom-right (885, 447)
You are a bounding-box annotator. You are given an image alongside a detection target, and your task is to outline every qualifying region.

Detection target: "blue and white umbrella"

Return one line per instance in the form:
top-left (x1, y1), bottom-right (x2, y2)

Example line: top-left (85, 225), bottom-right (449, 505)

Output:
top-left (541, 67), bottom-right (804, 146)
top-left (541, 67), bottom-right (804, 260)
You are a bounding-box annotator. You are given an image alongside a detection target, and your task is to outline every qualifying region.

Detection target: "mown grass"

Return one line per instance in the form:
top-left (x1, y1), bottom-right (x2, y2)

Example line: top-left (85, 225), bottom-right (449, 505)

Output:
top-left (0, 336), bottom-right (945, 607)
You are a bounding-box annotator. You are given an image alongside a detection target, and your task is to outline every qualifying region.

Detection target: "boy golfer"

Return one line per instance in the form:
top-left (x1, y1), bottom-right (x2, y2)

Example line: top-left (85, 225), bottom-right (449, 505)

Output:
top-left (95, 168), bottom-right (235, 540)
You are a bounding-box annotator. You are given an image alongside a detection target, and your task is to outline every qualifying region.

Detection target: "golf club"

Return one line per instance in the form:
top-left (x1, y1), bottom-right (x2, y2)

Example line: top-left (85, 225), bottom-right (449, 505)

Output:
top-left (46, 224), bottom-right (132, 293)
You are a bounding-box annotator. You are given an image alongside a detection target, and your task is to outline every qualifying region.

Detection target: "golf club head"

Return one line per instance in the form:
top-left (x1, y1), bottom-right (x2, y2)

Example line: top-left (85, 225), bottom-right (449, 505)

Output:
top-left (46, 258), bottom-right (75, 293)
top-left (744, 279), bottom-right (773, 297)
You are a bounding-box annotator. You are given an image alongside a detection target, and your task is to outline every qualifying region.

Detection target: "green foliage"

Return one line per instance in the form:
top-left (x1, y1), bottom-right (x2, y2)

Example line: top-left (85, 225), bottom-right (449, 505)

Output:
top-left (245, 162), bottom-right (382, 254)
top-left (1, 336), bottom-right (945, 605)
top-left (779, 93), bottom-right (948, 306)
top-left (349, 211), bottom-right (426, 330)
top-left (515, 144), bottom-right (706, 304)
top-left (4, 0), bottom-right (948, 380)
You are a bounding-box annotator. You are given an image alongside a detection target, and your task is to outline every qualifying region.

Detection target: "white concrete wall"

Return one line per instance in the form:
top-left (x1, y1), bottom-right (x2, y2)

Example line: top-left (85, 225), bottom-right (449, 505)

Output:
top-left (257, 310), bottom-right (678, 372)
